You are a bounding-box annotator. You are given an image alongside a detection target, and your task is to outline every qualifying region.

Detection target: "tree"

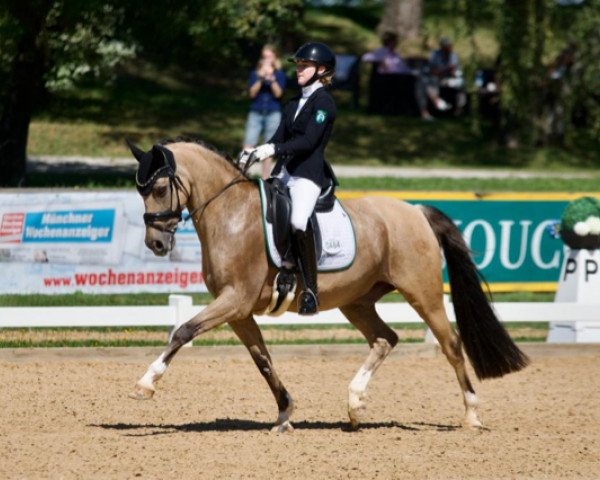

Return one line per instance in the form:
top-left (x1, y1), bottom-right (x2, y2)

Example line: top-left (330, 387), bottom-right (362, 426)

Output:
top-left (0, 0), bottom-right (304, 186)
top-left (377, 0), bottom-right (422, 42)
top-left (497, 0), bottom-right (600, 149)
top-left (0, 1), bottom-right (134, 187)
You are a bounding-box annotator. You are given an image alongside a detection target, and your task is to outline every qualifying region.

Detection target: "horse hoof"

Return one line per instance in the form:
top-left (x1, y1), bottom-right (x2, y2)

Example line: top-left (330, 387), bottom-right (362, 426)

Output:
top-left (271, 421), bottom-right (294, 434)
top-left (348, 396), bottom-right (366, 429)
top-left (463, 416), bottom-right (483, 429)
top-left (348, 417), bottom-right (361, 431)
top-left (128, 383), bottom-right (155, 400)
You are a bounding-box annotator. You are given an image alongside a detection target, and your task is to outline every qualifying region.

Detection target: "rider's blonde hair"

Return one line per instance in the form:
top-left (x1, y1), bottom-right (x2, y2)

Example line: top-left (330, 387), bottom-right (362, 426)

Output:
top-left (320, 73), bottom-right (334, 86)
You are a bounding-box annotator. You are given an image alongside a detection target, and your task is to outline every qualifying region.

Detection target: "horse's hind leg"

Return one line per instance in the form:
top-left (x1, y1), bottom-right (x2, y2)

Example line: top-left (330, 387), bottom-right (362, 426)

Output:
top-left (340, 303), bottom-right (399, 429)
top-left (401, 288), bottom-right (482, 428)
top-left (229, 316), bottom-right (294, 433)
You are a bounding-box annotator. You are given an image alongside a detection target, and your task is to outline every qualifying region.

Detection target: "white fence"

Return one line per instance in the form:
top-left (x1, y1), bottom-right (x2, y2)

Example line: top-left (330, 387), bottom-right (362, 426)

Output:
top-left (1, 294), bottom-right (599, 343)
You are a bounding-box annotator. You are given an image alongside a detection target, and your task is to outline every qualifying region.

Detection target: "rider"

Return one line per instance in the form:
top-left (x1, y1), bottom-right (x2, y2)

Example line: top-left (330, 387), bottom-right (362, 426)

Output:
top-left (241, 42), bottom-right (339, 315)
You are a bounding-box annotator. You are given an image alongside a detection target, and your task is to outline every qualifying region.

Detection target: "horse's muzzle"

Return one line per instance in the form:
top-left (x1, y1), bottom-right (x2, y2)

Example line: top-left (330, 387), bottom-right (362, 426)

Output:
top-left (145, 231), bottom-right (175, 257)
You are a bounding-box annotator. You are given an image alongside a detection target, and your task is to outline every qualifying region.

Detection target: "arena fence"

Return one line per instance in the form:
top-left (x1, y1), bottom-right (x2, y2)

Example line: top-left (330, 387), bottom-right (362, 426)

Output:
top-left (0, 294), bottom-right (598, 343)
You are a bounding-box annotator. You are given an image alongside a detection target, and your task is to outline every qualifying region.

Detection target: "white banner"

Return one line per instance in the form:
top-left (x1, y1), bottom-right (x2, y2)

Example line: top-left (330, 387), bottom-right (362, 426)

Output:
top-left (0, 191), bottom-right (207, 294)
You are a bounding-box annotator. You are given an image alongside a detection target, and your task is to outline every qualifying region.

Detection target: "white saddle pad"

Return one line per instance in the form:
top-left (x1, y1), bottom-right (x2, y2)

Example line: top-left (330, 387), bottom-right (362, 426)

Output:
top-left (258, 180), bottom-right (356, 272)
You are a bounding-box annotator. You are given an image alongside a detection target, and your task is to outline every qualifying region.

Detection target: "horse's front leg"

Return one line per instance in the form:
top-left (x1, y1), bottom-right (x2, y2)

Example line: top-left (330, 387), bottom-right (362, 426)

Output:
top-left (129, 288), bottom-right (248, 400)
top-left (228, 316), bottom-right (294, 433)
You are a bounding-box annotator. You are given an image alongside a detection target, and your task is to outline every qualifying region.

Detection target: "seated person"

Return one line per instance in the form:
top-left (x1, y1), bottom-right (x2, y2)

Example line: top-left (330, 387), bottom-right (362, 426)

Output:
top-left (427, 37), bottom-right (467, 114)
top-left (362, 32), bottom-right (434, 120)
top-left (362, 31), bottom-right (412, 75)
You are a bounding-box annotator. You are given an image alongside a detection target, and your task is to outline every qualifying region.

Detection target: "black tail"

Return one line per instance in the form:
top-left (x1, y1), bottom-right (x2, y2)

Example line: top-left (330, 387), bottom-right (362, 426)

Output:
top-left (422, 205), bottom-right (530, 380)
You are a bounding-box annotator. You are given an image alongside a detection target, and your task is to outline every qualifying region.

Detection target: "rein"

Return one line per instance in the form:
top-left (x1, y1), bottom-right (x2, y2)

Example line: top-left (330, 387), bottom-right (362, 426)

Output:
top-left (183, 174), bottom-right (247, 224)
top-left (139, 153), bottom-right (255, 235)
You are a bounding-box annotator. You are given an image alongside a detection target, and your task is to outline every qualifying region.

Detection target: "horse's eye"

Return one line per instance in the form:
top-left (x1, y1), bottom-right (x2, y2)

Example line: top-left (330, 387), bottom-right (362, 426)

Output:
top-left (153, 186), bottom-right (168, 198)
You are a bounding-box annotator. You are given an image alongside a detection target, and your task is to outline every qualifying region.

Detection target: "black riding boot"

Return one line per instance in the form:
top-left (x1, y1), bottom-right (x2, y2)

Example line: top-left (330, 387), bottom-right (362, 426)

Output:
top-left (293, 228), bottom-right (319, 315)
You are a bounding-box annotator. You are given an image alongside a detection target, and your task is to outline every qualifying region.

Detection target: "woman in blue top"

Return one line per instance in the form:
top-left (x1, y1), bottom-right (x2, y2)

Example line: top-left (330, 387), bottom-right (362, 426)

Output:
top-left (243, 45), bottom-right (287, 179)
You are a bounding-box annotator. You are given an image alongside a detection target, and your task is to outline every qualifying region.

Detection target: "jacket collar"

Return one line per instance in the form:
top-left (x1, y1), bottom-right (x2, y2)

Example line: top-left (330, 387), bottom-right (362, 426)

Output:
top-left (301, 81), bottom-right (323, 99)
top-left (290, 86), bottom-right (324, 125)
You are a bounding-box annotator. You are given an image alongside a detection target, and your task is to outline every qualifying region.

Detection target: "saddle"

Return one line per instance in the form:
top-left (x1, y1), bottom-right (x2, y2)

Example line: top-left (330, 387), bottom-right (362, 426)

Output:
top-left (263, 177), bottom-right (335, 264)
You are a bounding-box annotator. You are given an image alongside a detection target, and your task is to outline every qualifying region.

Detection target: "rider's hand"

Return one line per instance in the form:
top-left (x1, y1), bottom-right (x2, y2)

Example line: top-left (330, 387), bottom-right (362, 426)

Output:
top-left (253, 143), bottom-right (275, 161)
top-left (237, 149), bottom-right (253, 168)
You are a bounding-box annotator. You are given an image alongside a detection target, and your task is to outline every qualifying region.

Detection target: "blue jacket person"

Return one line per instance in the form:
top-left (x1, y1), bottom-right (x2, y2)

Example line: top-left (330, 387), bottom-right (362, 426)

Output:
top-left (240, 42), bottom-right (338, 315)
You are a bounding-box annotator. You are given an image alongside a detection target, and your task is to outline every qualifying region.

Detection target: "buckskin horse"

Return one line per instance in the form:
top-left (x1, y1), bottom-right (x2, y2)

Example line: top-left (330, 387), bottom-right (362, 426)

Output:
top-left (127, 138), bottom-right (529, 432)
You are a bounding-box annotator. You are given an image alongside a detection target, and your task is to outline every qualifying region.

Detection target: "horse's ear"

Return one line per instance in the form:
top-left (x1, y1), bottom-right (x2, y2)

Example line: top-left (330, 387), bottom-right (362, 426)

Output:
top-left (152, 144), bottom-right (176, 170)
top-left (126, 139), bottom-right (145, 163)
top-left (151, 144), bottom-right (168, 166)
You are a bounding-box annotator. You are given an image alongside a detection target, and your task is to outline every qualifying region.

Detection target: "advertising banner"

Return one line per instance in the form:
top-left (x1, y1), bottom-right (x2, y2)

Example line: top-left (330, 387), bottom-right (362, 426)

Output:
top-left (339, 191), bottom-right (600, 292)
top-left (0, 192), bottom-right (205, 294)
top-left (1, 190), bottom-right (598, 294)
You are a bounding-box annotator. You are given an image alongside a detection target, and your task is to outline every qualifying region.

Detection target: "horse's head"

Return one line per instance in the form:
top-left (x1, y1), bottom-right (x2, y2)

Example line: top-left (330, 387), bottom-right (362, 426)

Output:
top-left (127, 140), bottom-right (191, 257)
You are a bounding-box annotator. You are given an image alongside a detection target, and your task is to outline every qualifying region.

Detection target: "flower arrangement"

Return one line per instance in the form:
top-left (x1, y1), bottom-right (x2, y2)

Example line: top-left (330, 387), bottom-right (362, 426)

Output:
top-left (560, 196), bottom-right (600, 249)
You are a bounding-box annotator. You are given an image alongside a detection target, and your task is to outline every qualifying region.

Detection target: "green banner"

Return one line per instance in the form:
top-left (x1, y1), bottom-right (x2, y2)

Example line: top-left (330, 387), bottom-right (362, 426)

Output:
top-left (339, 192), bottom-right (600, 291)
top-left (420, 199), bottom-right (564, 289)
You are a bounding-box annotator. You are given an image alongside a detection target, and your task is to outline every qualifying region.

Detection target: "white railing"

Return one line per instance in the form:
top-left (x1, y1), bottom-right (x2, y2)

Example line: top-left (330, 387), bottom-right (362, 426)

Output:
top-left (0, 294), bottom-right (598, 343)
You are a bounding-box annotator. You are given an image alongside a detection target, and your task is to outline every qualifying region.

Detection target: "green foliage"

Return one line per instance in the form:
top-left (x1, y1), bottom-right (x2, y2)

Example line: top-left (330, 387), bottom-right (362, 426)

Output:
top-left (496, 0), bottom-right (600, 148)
top-left (187, 0), bottom-right (304, 67)
top-left (44, 3), bottom-right (136, 91)
top-left (562, 0), bottom-right (600, 144)
top-left (496, 0), bottom-right (545, 141)
top-left (0, 12), bottom-right (19, 88)
top-left (561, 196), bottom-right (600, 231)
top-left (0, 1), bottom-right (136, 96)
top-left (0, 0), bottom-right (304, 100)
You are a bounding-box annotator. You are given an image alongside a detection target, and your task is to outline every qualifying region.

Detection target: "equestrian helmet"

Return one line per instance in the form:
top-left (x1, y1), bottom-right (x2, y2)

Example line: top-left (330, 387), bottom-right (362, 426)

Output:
top-left (290, 42), bottom-right (336, 74)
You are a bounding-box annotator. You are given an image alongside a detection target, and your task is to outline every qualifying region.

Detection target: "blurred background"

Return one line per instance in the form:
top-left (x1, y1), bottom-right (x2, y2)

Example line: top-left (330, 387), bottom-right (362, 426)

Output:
top-left (1, 0), bottom-right (599, 188)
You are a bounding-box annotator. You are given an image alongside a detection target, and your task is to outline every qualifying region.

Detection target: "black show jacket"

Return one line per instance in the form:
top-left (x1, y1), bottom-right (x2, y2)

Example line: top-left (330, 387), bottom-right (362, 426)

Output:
top-left (269, 87), bottom-right (338, 188)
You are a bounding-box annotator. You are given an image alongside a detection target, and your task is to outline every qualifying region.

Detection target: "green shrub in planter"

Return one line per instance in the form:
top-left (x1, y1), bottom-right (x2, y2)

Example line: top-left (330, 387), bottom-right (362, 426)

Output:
top-left (560, 196), bottom-right (600, 249)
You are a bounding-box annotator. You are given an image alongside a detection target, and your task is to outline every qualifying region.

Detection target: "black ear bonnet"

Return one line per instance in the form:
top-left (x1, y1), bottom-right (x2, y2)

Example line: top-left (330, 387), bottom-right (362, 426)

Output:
top-left (134, 144), bottom-right (177, 196)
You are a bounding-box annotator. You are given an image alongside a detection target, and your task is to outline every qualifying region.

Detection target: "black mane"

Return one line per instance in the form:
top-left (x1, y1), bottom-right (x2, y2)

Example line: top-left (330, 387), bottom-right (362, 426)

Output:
top-left (158, 136), bottom-right (247, 177)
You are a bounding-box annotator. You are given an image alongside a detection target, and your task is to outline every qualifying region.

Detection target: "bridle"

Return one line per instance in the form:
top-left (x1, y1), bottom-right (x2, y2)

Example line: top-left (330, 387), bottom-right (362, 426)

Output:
top-left (136, 151), bottom-right (253, 235)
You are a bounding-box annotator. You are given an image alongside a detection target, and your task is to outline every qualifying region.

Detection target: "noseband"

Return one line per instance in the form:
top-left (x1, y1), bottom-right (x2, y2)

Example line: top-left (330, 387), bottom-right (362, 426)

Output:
top-left (136, 160), bottom-right (188, 234)
top-left (137, 150), bottom-right (251, 235)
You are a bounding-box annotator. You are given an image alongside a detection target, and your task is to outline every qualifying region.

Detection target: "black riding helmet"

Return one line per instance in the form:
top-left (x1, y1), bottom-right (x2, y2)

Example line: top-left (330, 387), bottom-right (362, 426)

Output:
top-left (289, 42), bottom-right (336, 84)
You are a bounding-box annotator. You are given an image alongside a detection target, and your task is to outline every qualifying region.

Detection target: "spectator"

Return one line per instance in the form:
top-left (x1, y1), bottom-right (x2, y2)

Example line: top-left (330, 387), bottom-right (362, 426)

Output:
top-left (362, 31), bottom-right (412, 75)
top-left (362, 32), bottom-right (442, 120)
top-left (427, 37), bottom-right (467, 114)
top-left (243, 45), bottom-right (286, 179)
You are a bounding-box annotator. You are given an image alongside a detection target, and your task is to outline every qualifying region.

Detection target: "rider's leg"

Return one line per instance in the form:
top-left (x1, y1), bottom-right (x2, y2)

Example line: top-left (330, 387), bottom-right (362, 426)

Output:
top-left (288, 176), bottom-right (321, 315)
top-left (293, 225), bottom-right (318, 314)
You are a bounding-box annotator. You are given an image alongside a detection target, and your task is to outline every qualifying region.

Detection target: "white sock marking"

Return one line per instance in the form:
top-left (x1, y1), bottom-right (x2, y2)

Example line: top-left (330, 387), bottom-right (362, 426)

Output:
top-left (138, 353), bottom-right (167, 389)
top-left (464, 391), bottom-right (479, 408)
top-left (349, 365), bottom-right (372, 396)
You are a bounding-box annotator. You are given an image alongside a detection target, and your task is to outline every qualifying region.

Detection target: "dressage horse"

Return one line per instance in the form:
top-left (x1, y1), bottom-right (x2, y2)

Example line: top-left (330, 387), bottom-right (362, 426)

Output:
top-left (127, 139), bottom-right (529, 432)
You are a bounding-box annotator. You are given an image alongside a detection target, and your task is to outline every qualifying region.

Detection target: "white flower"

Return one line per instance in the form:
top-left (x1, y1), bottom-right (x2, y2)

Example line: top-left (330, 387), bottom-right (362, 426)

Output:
top-left (586, 216), bottom-right (600, 235)
top-left (574, 221), bottom-right (591, 236)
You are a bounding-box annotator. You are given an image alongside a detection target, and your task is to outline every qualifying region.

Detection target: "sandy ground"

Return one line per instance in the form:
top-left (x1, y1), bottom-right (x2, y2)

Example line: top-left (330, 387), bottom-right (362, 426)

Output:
top-left (0, 344), bottom-right (598, 480)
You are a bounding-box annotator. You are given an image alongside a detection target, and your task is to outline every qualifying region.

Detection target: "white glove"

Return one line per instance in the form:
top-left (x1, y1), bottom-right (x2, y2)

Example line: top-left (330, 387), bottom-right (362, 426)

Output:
top-left (253, 143), bottom-right (275, 161)
top-left (237, 149), bottom-right (253, 168)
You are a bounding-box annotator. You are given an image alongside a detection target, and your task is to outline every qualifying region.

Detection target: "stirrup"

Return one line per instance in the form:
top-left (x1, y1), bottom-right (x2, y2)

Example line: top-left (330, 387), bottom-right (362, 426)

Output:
top-left (260, 269), bottom-right (297, 316)
top-left (298, 289), bottom-right (319, 316)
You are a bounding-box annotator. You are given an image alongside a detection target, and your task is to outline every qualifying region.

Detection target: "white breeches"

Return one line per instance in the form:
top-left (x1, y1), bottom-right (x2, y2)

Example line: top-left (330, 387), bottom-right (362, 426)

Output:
top-left (277, 169), bottom-right (321, 232)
